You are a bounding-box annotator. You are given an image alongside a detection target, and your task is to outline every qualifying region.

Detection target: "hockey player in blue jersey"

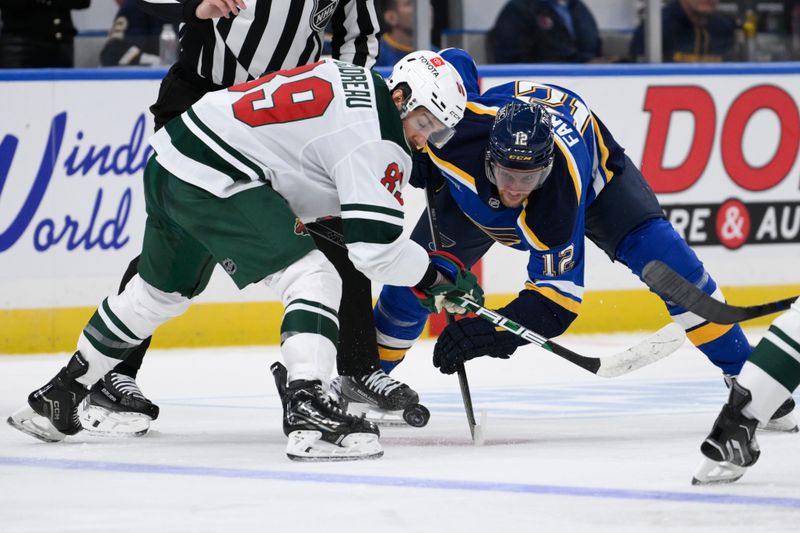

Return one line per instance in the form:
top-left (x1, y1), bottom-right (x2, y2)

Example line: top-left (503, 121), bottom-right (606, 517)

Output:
top-left (368, 48), bottom-right (797, 431)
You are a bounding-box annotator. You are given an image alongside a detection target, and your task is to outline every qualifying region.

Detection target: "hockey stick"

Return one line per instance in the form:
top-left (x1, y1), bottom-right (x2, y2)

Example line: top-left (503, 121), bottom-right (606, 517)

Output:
top-left (642, 260), bottom-right (798, 324)
top-left (305, 220), bottom-right (683, 377)
top-left (446, 295), bottom-right (686, 378)
top-left (424, 186), bottom-right (481, 442)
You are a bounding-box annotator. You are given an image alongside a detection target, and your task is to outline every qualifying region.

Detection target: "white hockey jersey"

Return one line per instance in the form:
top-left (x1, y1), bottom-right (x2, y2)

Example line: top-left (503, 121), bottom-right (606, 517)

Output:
top-left (149, 59), bottom-right (429, 288)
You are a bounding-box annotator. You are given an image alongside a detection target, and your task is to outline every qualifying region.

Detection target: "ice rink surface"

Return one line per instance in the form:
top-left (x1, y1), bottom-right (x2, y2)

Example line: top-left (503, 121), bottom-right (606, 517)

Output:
top-left (2, 330), bottom-right (799, 532)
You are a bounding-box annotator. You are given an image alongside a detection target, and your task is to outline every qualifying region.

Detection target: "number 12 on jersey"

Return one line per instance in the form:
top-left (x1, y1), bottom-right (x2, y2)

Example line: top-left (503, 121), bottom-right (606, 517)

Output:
top-left (542, 244), bottom-right (575, 276)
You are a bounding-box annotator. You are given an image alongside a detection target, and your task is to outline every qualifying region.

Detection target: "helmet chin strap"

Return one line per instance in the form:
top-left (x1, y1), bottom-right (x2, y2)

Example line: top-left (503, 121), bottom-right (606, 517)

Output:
top-left (399, 97), bottom-right (415, 119)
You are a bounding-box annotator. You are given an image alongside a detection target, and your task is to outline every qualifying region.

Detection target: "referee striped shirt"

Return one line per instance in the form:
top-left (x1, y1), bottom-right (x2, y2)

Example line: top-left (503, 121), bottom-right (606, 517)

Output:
top-left (138, 0), bottom-right (380, 86)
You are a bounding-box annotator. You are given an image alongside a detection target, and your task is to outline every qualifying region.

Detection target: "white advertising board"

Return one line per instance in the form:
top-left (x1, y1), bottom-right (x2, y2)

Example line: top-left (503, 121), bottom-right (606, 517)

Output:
top-left (1, 64), bottom-right (799, 313)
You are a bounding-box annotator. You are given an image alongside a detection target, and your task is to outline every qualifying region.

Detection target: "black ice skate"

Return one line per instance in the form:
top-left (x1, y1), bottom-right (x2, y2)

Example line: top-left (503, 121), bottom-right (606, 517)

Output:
top-left (271, 362), bottom-right (383, 461)
top-left (7, 352), bottom-right (90, 443)
top-left (80, 372), bottom-right (160, 437)
top-left (336, 369), bottom-right (430, 428)
top-left (692, 380), bottom-right (761, 485)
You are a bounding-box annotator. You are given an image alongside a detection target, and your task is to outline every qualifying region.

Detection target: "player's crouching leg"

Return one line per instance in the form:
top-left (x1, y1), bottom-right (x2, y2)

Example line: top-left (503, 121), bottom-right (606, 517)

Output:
top-left (265, 250), bottom-right (382, 461)
top-left (78, 275), bottom-right (188, 437)
top-left (8, 275), bottom-right (191, 443)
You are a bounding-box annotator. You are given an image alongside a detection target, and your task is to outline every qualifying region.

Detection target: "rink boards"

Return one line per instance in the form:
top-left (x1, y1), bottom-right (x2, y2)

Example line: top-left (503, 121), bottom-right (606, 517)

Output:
top-left (1, 63), bottom-right (799, 353)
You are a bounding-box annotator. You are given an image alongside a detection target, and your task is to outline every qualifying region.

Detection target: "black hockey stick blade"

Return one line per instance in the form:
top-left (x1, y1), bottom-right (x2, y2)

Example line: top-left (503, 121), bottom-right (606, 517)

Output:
top-left (642, 260), bottom-right (798, 324)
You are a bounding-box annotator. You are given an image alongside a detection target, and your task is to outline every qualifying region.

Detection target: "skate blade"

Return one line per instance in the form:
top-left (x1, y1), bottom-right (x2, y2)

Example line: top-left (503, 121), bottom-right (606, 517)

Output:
top-left (6, 405), bottom-right (66, 443)
top-left (79, 404), bottom-right (151, 438)
top-left (344, 402), bottom-right (408, 427)
top-left (286, 430), bottom-right (383, 461)
top-left (691, 456), bottom-right (747, 485)
top-left (759, 412), bottom-right (799, 433)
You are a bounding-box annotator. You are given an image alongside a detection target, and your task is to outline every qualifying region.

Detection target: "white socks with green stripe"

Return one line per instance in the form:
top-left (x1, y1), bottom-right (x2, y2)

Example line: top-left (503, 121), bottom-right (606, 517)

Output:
top-left (76, 275), bottom-right (192, 386)
top-left (264, 250), bottom-right (341, 384)
top-left (737, 301), bottom-right (800, 424)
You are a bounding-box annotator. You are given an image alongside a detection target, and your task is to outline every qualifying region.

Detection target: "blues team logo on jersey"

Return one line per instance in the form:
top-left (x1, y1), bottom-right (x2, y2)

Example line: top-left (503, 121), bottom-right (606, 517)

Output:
top-left (310, 0), bottom-right (339, 32)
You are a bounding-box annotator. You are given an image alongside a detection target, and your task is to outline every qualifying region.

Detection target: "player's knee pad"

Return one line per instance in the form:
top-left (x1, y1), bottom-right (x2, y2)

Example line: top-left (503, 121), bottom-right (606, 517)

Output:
top-left (264, 249), bottom-right (341, 312)
top-left (617, 218), bottom-right (706, 285)
top-left (616, 218), bottom-right (726, 311)
top-left (265, 250), bottom-right (340, 382)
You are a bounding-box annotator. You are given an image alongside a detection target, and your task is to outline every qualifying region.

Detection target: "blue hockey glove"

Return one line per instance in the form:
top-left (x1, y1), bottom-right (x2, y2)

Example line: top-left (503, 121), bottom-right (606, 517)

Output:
top-left (432, 316), bottom-right (523, 374)
top-left (412, 251), bottom-right (484, 314)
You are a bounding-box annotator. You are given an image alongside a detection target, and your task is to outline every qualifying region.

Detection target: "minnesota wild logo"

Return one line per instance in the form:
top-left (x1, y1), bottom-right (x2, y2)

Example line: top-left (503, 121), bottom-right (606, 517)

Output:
top-left (293, 218), bottom-right (309, 236)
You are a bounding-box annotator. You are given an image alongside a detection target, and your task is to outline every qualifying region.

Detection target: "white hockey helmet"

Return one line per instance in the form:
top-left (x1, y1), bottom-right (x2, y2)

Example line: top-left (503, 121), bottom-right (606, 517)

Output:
top-left (387, 50), bottom-right (467, 148)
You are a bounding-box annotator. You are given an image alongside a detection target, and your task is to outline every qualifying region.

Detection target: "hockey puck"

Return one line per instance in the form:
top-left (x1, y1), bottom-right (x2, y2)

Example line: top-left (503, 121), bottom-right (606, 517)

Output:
top-left (402, 404), bottom-right (431, 427)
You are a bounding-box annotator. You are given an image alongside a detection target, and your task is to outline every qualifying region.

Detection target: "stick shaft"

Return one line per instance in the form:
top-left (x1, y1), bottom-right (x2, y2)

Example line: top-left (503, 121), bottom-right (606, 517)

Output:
top-left (425, 187), bottom-right (477, 438)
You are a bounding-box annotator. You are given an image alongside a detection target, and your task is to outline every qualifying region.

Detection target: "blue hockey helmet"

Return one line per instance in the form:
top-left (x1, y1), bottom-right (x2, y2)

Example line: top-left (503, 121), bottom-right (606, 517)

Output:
top-left (485, 101), bottom-right (554, 193)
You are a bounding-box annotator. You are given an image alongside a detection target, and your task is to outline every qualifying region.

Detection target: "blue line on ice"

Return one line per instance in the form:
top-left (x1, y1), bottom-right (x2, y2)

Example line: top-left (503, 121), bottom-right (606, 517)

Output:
top-left (2, 456), bottom-right (799, 509)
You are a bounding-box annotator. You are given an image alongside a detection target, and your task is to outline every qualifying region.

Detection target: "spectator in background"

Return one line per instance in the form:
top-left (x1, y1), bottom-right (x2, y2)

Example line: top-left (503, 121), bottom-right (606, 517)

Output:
top-left (0, 0), bottom-right (90, 68)
top-left (629, 0), bottom-right (736, 62)
top-left (376, 0), bottom-right (416, 67)
top-left (786, 0), bottom-right (800, 58)
top-left (100, 0), bottom-right (171, 66)
top-left (489, 0), bottom-right (602, 63)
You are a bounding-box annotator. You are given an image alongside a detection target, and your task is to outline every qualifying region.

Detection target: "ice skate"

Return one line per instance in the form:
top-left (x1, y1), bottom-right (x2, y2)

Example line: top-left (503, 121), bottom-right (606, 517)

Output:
top-left (336, 369), bottom-right (430, 427)
top-left (271, 362), bottom-right (383, 461)
top-left (80, 372), bottom-right (160, 437)
top-left (7, 352), bottom-right (90, 443)
top-left (692, 381), bottom-right (760, 485)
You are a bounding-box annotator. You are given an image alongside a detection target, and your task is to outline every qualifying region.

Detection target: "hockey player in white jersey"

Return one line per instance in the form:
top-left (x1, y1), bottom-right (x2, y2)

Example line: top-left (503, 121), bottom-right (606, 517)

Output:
top-left (6, 51), bottom-right (479, 461)
top-left (693, 299), bottom-right (800, 484)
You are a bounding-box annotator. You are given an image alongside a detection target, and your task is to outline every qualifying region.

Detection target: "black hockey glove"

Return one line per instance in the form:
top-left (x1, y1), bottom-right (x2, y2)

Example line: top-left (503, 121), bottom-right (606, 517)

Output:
top-left (411, 251), bottom-right (484, 314)
top-left (409, 149), bottom-right (446, 190)
top-left (433, 316), bottom-right (524, 374)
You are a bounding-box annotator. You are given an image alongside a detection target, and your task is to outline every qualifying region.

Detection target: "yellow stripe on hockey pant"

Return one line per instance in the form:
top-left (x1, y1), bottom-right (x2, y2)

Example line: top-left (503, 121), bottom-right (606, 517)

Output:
top-left (686, 322), bottom-right (735, 346)
top-left (378, 346), bottom-right (409, 362)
